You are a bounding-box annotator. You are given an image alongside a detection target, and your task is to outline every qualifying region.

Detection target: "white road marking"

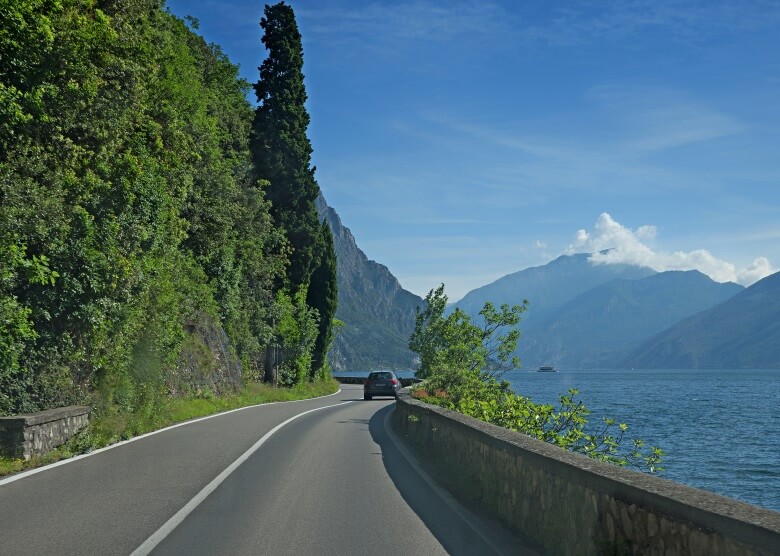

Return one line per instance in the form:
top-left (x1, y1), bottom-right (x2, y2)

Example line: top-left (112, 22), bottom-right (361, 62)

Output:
top-left (0, 388), bottom-right (342, 487)
top-left (131, 400), bottom-right (354, 556)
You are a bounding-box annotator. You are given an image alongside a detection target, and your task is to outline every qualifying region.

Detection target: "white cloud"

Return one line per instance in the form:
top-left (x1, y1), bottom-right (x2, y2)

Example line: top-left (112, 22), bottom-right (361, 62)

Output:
top-left (636, 225), bottom-right (657, 242)
top-left (566, 213), bottom-right (776, 286)
top-left (737, 257), bottom-right (775, 285)
top-left (534, 240), bottom-right (547, 249)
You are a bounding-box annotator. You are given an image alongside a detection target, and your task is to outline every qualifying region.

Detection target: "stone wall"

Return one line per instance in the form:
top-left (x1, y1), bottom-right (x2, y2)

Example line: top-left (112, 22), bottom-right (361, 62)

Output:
top-left (0, 406), bottom-right (91, 460)
top-left (394, 393), bottom-right (780, 556)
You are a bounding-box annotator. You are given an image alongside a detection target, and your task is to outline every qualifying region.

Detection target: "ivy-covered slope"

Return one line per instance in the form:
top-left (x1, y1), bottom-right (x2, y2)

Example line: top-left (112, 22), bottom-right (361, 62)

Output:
top-left (0, 0), bottom-right (285, 415)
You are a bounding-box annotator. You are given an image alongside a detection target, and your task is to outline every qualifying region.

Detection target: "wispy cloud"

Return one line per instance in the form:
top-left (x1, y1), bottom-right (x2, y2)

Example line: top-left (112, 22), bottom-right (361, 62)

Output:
top-left (297, 0), bottom-right (780, 50)
top-left (392, 217), bottom-right (489, 225)
top-left (588, 85), bottom-right (745, 152)
top-left (566, 212), bottom-right (777, 285)
top-left (297, 1), bottom-right (513, 47)
top-left (516, 1), bottom-right (780, 47)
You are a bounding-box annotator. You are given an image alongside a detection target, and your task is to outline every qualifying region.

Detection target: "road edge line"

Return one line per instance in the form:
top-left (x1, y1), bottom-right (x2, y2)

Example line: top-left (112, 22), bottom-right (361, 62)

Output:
top-left (0, 387), bottom-right (343, 487)
top-left (131, 400), bottom-right (353, 556)
top-left (383, 406), bottom-right (509, 556)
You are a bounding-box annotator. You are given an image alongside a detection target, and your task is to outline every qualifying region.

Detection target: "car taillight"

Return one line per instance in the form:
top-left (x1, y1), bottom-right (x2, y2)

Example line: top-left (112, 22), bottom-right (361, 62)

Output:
top-left (391, 379), bottom-right (399, 385)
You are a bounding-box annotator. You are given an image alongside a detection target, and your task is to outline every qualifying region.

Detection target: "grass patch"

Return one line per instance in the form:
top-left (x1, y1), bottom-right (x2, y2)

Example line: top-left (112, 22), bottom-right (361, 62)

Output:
top-left (0, 379), bottom-right (339, 478)
top-left (0, 456), bottom-right (24, 476)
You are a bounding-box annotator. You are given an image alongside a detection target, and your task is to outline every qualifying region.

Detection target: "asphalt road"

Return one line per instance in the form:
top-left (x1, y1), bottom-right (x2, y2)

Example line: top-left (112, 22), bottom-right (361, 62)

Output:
top-left (0, 385), bottom-right (536, 555)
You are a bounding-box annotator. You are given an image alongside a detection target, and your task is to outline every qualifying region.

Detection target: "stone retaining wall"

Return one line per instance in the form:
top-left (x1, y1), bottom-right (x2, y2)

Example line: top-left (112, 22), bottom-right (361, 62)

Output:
top-left (0, 406), bottom-right (91, 460)
top-left (394, 393), bottom-right (780, 555)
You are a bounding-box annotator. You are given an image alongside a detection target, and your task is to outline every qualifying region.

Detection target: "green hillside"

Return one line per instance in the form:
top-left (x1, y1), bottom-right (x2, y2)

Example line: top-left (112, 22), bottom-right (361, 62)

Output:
top-left (0, 1), bottom-right (335, 416)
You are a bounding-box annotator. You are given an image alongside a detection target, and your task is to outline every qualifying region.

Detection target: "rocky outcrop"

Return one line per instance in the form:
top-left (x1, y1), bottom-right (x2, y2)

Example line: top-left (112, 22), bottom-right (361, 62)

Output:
top-left (316, 195), bottom-right (423, 370)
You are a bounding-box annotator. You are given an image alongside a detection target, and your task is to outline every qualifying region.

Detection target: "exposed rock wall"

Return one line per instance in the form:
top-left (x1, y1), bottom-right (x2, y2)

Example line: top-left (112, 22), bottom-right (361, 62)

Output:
top-left (316, 194), bottom-right (422, 370)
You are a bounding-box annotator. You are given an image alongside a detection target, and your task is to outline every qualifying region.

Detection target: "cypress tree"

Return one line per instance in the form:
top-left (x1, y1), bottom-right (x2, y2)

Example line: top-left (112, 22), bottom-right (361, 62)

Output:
top-left (251, 2), bottom-right (338, 378)
top-left (251, 2), bottom-right (320, 293)
top-left (307, 221), bottom-right (338, 375)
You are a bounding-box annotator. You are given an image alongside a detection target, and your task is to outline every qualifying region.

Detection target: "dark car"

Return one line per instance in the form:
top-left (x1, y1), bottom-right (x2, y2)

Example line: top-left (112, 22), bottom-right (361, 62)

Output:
top-left (363, 371), bottom-right (401, 400)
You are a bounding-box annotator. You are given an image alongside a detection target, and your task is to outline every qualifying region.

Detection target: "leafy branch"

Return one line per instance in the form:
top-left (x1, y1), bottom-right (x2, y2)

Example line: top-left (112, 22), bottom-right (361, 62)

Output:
top-left (410, 285), bottom-right (664, 474)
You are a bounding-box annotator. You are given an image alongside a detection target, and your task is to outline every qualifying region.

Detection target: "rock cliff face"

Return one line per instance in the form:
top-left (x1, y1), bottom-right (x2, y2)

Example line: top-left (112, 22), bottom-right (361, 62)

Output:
top-left (316, 195), bottom-right (422, 370)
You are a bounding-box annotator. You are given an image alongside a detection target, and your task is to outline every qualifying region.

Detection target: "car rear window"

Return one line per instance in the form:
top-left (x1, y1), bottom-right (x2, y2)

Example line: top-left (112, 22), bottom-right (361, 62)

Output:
top-left (368, 372), bottom-right (393, 379)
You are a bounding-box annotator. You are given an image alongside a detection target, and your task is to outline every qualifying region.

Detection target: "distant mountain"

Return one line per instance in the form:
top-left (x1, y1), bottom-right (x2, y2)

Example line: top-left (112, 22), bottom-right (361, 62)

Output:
top-left (454, 252), bottom-right (657, 329)
top-left (620, 271), bottom-right (780, 369)
top-left (316, 195), bottom-right (422, 370)
top-left (522, 271), bottom-right (743, 369)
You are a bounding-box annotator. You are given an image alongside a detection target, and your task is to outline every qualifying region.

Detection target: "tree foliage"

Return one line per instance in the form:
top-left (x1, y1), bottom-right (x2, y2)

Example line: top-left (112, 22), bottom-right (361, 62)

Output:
top-left (409, 284), bottom-right (527, 394)
top-left (251, 2), bottom-right (320, 292)
top-left (409, 285), bottom-right (664, 473)
top-left (0, 0), bottom-right (328, 415)
top-left (250, 2), bottom-right (337, 379)
top-left (306, 222), bottom-right (338, 377)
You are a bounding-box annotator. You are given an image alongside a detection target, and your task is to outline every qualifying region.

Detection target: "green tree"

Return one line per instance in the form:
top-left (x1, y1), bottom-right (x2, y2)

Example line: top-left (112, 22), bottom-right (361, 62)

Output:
top-left (306, 221), bottom-right (338, 377)
top-left (250, 2), bottom-right (337, 381)
top-left (0, 0), bottom-right (288, 415)
top-left (250, 2), bottom-right (321, 293)
top-left (409, 285), bottom-right (664, 473)
top-left (409, 284), bottom-right (527, 395)
top-left (273, 289), bottom-right (318, 386)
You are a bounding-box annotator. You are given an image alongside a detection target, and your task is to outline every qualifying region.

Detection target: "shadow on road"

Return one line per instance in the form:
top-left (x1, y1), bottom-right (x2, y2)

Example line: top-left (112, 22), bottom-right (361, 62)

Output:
top-left (368, 404), bottom-right (540, 556)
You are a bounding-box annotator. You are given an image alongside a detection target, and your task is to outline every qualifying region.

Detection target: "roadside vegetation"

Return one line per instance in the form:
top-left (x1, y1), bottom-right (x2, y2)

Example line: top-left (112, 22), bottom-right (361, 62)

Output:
top-left (0, 378), bottom-right (339, 477)
top-left (409, 285), bottom-right (664, 473)
top-left (1, 1), bottom-right (340, 473)
top-left (1, 1), bottom-right (336, 415)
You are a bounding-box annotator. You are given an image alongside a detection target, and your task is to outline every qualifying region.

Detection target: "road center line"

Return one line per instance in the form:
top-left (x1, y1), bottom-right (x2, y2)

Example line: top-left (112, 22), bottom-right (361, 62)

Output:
top-left (0, 389), bottom-right (342, 488)
top-left (131, 400), bottom-right (354, 556)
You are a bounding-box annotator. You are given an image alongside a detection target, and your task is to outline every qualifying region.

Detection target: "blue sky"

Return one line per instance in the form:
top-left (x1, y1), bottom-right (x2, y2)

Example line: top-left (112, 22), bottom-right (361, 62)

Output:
top-left (166, 0), bottom-right (780, 300)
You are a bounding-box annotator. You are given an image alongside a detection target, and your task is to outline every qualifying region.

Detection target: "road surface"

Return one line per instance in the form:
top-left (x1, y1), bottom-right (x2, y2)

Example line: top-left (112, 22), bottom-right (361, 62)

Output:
top-left (0, 385), bottom-right (536, 555)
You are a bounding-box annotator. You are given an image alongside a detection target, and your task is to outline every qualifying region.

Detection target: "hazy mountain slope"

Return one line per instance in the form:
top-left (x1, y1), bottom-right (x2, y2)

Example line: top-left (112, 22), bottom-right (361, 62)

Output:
top-left (621, 271), bottom-right (780, 369)
top-left (316, 195), bottom-right (422, 370)
top-left (454, 253), bottom-right (657, 328)
top-left (521, 271), bottom-right (743, 369)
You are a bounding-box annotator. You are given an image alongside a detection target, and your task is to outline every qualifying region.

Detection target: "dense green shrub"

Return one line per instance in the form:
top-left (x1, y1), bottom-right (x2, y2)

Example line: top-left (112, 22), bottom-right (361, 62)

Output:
top-left (0, 0), bottom-right (309, 415)
top-left (410, 285), bottom-right (664, 473)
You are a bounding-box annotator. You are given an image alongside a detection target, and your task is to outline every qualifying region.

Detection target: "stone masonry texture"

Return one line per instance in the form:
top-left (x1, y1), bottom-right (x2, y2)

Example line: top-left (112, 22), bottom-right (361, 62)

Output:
top-left (0, 406), bottom-right (91, 460)
top-left (393, 393), bottom-right (780, 556)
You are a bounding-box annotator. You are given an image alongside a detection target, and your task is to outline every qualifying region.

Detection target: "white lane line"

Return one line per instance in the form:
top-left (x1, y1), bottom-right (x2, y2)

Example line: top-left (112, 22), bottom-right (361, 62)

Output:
top-left (383, 407), bottom-right (514, 556)
top-left (131, 400), bottom-right (354, 556)
top-left (0, 388), bottom-right (343, 487)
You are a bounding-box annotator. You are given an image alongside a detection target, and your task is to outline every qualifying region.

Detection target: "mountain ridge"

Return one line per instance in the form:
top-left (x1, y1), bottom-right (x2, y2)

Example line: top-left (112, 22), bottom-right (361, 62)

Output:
top-left (453, 254), bottom-right (748, 369)
top-left (521, 270), bottom-right (743, 369)
top-left (454, 252), bottom-right (657, 328)
top-left (620, 271), bottom-right (780, 369)
top-left (316, 195), bottom-right (422, 370)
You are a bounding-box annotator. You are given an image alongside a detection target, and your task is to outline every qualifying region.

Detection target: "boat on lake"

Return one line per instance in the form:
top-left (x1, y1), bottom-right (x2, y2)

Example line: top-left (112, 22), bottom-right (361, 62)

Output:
top-left (538, 366), bottom-right (556, 372)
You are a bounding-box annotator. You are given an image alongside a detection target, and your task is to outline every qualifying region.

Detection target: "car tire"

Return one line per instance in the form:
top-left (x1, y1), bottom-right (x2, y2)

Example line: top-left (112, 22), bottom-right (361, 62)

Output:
top-left (364, 394), bottom-right (372, 400)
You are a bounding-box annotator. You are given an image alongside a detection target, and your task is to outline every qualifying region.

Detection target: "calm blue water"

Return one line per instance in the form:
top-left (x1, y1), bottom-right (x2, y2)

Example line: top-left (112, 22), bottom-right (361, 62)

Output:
top-left (336, 368), bottom-right (780, 511)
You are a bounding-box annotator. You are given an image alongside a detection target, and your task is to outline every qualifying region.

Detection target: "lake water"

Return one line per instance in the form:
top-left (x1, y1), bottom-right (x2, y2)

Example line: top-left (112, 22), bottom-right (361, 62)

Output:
top-left (335, 368), bottom-right (780, 511)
